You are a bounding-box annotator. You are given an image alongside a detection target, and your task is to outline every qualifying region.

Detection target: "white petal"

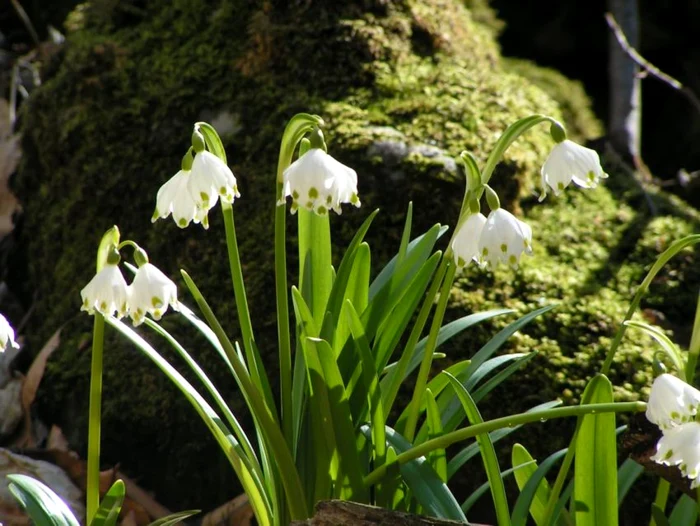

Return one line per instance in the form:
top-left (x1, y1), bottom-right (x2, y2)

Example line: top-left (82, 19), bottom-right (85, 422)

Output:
top-left (153, 170), bottom-right (200, 228)
top-left (652, 422), bottom-right (700, 487)
top-left (540, 140), bottom-right (607, 199)
top-left (281, 148), bottom-right (359, 215)
top-left (80, 264), bottom-right (130, 318)
top-left (451, 213), bottom-right (487, 268)
top-left (128, 263), bottom-right (178, 326)
top-left (646, 374), bottom-right (700, 429)
top-left (478, 209), bottom-right (532, 268)
top-left (191, 151), bottom-right (239, 205)
top-left (0, 313), bottom-right (19, 352)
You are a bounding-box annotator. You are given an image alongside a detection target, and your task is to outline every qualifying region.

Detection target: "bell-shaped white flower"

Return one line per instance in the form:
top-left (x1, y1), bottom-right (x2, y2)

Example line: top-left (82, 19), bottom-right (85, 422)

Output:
top-left (152, 169), bottom-right (209, 229)
top-left (279, 148), bottom-right (360, 215)
top-left (651, 422), bottom-right (700, 488)
top-left (188, 150), bottom-right (240, 210)
top-left (80, 264), bottom-right (130, 318)
top-left (0, 313), bottom-right (19, 352)
top-left (540, 140), bottom-right (608, 200)
top-left (451, 213), bottom-right (487, 268)
top-left (646, 374), bottom-right (700, 430)
top-left (128, 263), bottom-right (179, 326)
top-left (477, 208), bottom-right (532, 268)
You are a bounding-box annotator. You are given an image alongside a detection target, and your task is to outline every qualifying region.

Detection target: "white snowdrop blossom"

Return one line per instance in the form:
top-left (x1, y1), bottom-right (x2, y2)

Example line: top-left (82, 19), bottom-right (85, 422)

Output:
top-left (651, 422), bottom-right (700, 488)
top-left (477, 208), bottom-right (532, 268)
top-left (540, 140), bottom-right (608, 200)
top-left (152, 169), bottom-right (209, 229)
top-left (646, 373), bottom-right (700, 430)
top-left (128, 263), bottom-right (179, 326)
top-left (0, 313), bottom-right (19, 352)
top-left (80, 264), bottom-right (130, 318)
top-left (188, 150), bottom-right (240, 210)
top-left (451, 213), bottom-right (487, 268)
top-left (280, 148), bottom-right (360, 215)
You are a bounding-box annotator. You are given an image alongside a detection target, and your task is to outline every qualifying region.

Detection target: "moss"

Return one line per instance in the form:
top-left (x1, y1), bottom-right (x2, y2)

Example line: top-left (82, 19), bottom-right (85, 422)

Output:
top-left (11, 0), bottom-right (700, 515)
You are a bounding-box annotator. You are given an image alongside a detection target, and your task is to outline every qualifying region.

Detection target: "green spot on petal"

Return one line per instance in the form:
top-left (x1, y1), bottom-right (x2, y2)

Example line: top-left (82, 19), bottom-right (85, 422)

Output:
top-left (500, 243), bottom-right (507, 253)
top-left (292, 190), bottom-right (299, 199)
top-left (308, 187), bottom-right (319, 198)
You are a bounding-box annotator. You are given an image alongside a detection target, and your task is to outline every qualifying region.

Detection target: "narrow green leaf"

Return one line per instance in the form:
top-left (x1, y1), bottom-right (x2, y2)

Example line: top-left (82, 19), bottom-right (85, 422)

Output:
top-left (462, 461), bottom-right (535, 514)
top-left (574, 374), bottom-right (617, 526)
top-left (147, 510), bottom-right (200, 526)
top-left (510, 445), bottom-right (562, 526)
top-left (624, 320), bottom-right (686, 379)
top-left (652, 504), bottom-right (671, 526)
top-left (331, 243), bottom-right (371, 355)
top-left (444, 372), bottom-right (510, 526)
top-left (617, 458), bottom-right (643, 506)
top-left (7, 474), bottom-right (80, 526)
top-left (425, 389), bottom-right (447, 482)
top-left (669, 494), bottom-right (698, 525)
top-left (448, 400), bottom-right (562, 480)
top-left (298, 209), bottom-right (332, 326)
top-left (90, 479), bottom-right (125, 526)
top-left (360, 425), bottom-right (467, 521)
top-left (104, 317), bottom-right (276, 525)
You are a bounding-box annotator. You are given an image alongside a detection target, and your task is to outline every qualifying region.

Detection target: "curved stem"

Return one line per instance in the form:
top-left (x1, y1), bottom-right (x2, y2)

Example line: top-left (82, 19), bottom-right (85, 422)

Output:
top-left (86, 314), bottom-right (105, 522)
top-left (601, 234), bottom-right (700, 375)
top-left (363, 401), bottom-right (646, 487)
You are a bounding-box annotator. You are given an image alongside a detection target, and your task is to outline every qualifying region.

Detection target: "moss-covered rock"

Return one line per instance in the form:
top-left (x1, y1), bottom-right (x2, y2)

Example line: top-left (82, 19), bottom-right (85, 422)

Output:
top-left (9, 0), bottom-right (700, 514)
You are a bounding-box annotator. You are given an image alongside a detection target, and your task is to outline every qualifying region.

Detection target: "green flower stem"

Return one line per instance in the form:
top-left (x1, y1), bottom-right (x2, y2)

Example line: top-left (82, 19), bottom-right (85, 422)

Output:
top-left (480, 114), bottom-right (560, 186)
top-left (363, 401), bottom-right (646, 488)
top-left (274, 114), bottom-right (323, 456)
top-left (221, 203), bottom-right (273, 407)
top-left (601, 234), bottom-right (700, 376)
top-left (86, 314), bottom-right (104, 523)
top-left (382, 257), bottom-right (448, 415)
top-left (403, 258), bottom-right (456, 442)
top-left (685, 289), bottom-right (700, 382)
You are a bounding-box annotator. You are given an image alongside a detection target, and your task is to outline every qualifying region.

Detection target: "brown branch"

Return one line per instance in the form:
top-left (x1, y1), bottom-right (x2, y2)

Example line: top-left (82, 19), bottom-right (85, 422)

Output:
top-left (605, 12), bottom-right (700, 117)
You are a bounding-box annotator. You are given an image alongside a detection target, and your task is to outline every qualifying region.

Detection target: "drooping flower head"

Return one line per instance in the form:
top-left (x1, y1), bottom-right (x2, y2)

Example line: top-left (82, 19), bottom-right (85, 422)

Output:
top-left (451, 213), bottom-right (487, 268)
top-left (477, 208), bottom-right (532, 268)
top-left (128, 254), bottom-right (179, 327)
top-left (280, 148), bottom-right (360, 215)
top-left (188, 150), bottom-right (240, 211)
top-left (0, 313), bottom-right (19, 352)
top-left (80, 262), bottom-right (130, 319)
top-left (651, 422), bottom-right (700, 488)
top-left (152, 167), bottom-right (208, 229)
top-left (540, 140), bottom-right (608, 201)
top-left (646, 373), bottom-right (700, 430)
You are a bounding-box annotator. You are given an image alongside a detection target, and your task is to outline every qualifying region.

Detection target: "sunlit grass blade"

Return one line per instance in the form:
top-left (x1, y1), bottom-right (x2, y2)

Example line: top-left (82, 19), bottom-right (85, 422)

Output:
top-left (447, 401), bottom-right (561, 480)
top-left (574, 374), bottom-right (617, 526)
top-left (330, 243), bottom-right (370, 355)
top-left (444, 372), bottom-right (510, 526)
top-left (425, 389), bottom-right (446, 482)
top-left (624, 320), bottom-right (686, 379)
top-left (510, 445), bottom-right (566, 526)
top-left (7, 474), bottom-right (80, 526)
top-left (360, 425), bottom-right (467, 521)
top-left (471, 352), bottom-right (538, 403)
top-left (147, 510), bottom-right (200, 526)
top-left (298, 209), bottom-right (332, 326)
top-left (104, 317), bottom-right (275, 525)
top-left (90, 479), bottom-right (125, 526)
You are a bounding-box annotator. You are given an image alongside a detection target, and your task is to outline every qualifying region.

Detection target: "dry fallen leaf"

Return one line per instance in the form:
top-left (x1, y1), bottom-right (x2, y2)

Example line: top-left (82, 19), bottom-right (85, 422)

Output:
top-left (201, 493), bottom-right (253, 526)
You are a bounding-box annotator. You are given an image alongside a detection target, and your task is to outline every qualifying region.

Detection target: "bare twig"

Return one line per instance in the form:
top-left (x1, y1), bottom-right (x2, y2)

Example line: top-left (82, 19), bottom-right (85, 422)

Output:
top-left (9, 0), bottom-right (40, 48)
top-left (605, 12), bottom-right (700, 117)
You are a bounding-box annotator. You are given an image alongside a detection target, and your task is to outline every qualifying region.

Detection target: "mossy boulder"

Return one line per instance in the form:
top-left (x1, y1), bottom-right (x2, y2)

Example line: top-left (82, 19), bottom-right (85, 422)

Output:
top-left (10, 0), bottom-right (700, 514)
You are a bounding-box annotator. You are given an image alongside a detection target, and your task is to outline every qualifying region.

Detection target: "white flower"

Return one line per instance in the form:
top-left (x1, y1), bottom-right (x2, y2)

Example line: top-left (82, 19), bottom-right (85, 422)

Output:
top-left (651, 422), bottom-right (700, 488)
top-left (540, 140), bottom-right (608, 200)
top-left (80, 264), bottom-right (130, 318)
top-left (128, 263), bottom-right (179, 326)
top-left (646, 374), bottom-right (700, 430)
top-left (279, 148), bottom-right (360, 215)
top-left (188, 151), bottom-right (240, 210)
top-left (451, 213), bottom-right (487, 268)
top-left (0, 313), bottom-right (19, 352)
top-left (477, 208), bottom-right (532, 268)
top-left (152, 169), bottom-right (209, 229)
